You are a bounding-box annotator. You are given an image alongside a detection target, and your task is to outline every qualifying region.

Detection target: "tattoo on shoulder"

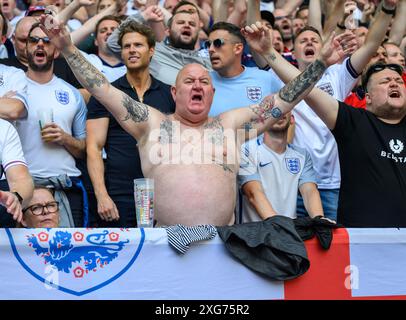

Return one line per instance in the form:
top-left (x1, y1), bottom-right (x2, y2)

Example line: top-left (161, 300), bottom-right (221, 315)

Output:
top-left (249, 95), bottom-right (282, 123)
top-left (121, 94), bottom-right (149, 123)
top-left (159, 118), bottom-right (175, 144)
top-left (279, 59), bottom-right (326, 103)
top-left (65, 49), bottom-right (107, 89)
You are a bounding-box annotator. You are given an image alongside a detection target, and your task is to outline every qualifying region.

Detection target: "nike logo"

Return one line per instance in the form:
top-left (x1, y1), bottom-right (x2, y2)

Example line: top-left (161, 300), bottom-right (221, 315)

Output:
top-left (259, 161), bottom-right (272, 167)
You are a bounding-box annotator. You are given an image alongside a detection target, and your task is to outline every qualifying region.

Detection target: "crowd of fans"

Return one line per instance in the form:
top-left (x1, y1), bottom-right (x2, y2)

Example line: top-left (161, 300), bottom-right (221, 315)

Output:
top-left (0, 0), bottom-right (405, 229)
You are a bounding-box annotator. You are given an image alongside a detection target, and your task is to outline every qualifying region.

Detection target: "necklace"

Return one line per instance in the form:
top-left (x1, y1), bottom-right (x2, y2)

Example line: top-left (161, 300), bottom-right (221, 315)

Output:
top-left (131, 76), bottom-right (151, 103)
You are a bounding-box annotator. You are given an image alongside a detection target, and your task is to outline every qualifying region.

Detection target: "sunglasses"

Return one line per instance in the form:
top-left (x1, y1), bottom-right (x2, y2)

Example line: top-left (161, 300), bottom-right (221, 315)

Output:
top-left (362, 63), bottom-right (404, 91)
top-left (204, 38), bottom-right (241, 49)
top-left (28, 36), bottom-right (51, 44)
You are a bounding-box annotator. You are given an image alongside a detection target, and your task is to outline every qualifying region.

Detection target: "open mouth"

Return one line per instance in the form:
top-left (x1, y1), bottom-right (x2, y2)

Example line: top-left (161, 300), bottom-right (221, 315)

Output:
top-left (128, 55), bottom-right (139, 62)
top-left (181, 30), bottom-right (192, 37)
top-left (389, 90), bottom-right (401, 98)
top-left (191, 93), bottom-right (202, 101)
top-left (304, 47), bottom-right (315, 57)
top-left (34, 51), bottom-right (46, 58)
top-left (282, 23), bottom-right (290, 30)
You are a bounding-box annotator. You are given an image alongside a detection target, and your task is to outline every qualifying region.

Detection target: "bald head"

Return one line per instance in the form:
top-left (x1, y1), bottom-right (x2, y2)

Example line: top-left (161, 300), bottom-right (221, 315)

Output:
top-left (175, 63), bottom-right (210, 86)
top-left (14, 16), bottom-right (38, 62)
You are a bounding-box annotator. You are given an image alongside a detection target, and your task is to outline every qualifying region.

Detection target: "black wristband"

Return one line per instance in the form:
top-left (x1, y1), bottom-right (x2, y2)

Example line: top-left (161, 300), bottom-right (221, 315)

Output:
top-left (12, 191), bottom-right (23, 204)
top-left (337, 22), bottom-right (346, 30)
top-left (381, 6), bottom-right (396, 16)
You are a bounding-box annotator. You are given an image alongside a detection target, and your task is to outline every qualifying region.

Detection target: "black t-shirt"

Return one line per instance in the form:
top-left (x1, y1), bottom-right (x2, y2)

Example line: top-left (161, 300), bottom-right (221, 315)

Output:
top-left (0, 57), bottom-right (82, 88)
top-left (87, 74), bottom-right (175, 196)
top-left (332, 101), bottom-right (406, 227)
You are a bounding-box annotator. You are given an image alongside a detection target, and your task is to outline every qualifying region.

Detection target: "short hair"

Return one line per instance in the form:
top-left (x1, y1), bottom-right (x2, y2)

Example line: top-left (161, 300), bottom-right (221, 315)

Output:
top-left (27, 21), bottom-right (42, 38)
top-left (172, 0), bottom-right (200, 15)
top-left (209, 22), bottom-right (245, 44)
top-left (296, 5), bottom-right (309, 18)
top-left (95, 15), bottom-right (122, 37)
top-left (167, 6), bottom-right (200, 28)
top-left (294, 26), bottom-right (322, 43)
top-left (0, 11), bottom-right (8, 37)
top-left (117, 21), bottom-right (156, 48)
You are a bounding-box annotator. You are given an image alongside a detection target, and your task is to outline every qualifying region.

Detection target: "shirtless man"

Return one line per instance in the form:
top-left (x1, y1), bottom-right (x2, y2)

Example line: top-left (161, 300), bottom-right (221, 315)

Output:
top-left (39, 15), bottom-right (354, 226)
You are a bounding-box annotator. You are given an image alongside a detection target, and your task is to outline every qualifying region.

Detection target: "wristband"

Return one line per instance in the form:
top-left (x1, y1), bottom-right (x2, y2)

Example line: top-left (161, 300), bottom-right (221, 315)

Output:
top-left (12, 191), bottom-right (23, 204)
top-left (337, 22), bottom-right (346, 30)
top-left (381, 6), bottom-right (396, 16)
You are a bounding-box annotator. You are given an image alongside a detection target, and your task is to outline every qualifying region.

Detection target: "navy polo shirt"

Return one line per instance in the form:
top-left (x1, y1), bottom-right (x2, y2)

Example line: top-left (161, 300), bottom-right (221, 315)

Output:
top-left (86, 74), bottom-right (175, 196)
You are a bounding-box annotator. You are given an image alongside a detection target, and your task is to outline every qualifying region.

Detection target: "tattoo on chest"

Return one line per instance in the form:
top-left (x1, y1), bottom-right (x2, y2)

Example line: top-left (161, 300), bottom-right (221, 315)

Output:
top-left (121, 94), bottom-right (149, 123)
top-left (159, 119), bottom-right (175, 144)
top-left (279, 59), bottom-right (326, 103)
top-left (204, 116), bottom-right (225, 145)
top-left (65, 49), bottom-right (107, 88)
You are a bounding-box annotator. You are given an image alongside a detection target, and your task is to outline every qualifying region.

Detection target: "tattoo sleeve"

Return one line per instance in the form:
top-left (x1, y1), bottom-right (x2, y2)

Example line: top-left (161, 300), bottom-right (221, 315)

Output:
top-left (121, 93), bottom-right (149, 123)
top-left (64, 48), bottom-right (108, 89)
top-left (279, 59), bottom-right (327, 103)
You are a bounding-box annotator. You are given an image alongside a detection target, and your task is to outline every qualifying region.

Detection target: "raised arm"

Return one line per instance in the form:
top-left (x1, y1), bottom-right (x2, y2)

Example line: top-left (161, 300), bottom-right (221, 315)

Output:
top-left (229, 26), bottom-right (350, 137)
top-left (350, 0), bottom-right (398, 74)
top-left (388, 0), bottom-right (406, 45)
top-left (40, 15), bottom-right (161, 141)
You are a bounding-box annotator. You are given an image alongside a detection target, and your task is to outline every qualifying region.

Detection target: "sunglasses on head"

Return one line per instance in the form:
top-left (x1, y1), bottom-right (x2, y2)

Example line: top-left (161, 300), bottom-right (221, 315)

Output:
top-left (28, 36), bottom-right (51, 44)
top-left (362, 63), bottom-right (404, 91)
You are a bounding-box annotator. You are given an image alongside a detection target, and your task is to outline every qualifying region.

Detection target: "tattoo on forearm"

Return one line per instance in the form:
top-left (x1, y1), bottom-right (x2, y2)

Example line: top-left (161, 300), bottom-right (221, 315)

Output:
top-left (159, 118), bottom-right (175, 144)
top-left (279, 59), bottom-right (326, 103)
top-left (267, 52), bottom-right (277, 62)
top-left (249, 95), bottom-right (282, 124)
top-left (121, 94), bottom-right (149, 123)
top-left (204, 116), bottom-right (224, 145)
top-left (64, 48), bottom-right (108, 89)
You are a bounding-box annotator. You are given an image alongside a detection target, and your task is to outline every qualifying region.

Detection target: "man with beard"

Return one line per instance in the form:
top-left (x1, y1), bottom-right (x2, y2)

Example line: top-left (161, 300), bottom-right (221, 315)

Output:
top-left (238, 111), bottom-right (324, 222)
top-left (15, 22), bottom-right (87, 228)
top-left (107, 1), bottom-right (212, 85)
top-left (86, 22), bottom-right (175, 227)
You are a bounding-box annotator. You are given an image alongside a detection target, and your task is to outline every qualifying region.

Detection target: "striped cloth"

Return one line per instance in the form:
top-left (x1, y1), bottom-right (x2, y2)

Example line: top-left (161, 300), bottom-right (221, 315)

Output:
top-left (164, 224), bottom-right (218, 254)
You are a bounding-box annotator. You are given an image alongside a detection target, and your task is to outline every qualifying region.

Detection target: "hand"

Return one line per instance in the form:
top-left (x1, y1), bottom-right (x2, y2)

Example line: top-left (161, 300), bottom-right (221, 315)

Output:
top-left (383, 0), bottom-right (398, 10)
top-left (97, 195), bottom-right (120, 222)
top-left (241, 21), bottom-right (273, 56)
top-left (141, 4), bottom-right (164, 23)
top-left (363, 2), bottom-right (376, 17)
top-left (41, 123), bottom-right (67, 145)
top-left (78, 0), bottom-right (96, 7)
top-left (0, 190), bottom-right (23, 223)
top-left (1, 90), bottom-right (17, 98)
top-left (39, 14), bottom-right (73, 52)
top-left (319, 31), bottom-right (358, 67)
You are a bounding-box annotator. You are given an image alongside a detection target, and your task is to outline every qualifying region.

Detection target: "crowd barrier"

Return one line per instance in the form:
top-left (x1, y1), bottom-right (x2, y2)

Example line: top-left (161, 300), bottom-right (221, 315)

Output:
top-left (1, 227), bottom-right (406, 300)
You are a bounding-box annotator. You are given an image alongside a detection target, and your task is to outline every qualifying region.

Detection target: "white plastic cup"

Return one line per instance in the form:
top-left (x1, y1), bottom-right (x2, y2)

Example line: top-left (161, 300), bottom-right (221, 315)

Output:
top-left (134, 178), bottom-right (154, 227)
top-left (38, 108), bottom-right (54, 130)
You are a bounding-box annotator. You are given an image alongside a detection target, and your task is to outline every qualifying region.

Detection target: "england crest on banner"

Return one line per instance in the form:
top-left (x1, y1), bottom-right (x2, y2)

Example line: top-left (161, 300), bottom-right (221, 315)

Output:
top-left (6, 228), bottom-right (145, 296)
top-left (246, 86), bottom-right (262, 102)
top-left (285, 158), bottom-right (301, 174)
top-left (55, 90), bottom-right (70, 105)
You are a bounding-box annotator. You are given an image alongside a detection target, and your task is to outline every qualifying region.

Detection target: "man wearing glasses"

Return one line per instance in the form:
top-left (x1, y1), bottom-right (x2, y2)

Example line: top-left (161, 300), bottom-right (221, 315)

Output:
top-left (21, 186), bottom-right (60, 228)
top-left (206, 22), bottom-right (283, 116)
top-left (15, 22), bottom-right (87, 228)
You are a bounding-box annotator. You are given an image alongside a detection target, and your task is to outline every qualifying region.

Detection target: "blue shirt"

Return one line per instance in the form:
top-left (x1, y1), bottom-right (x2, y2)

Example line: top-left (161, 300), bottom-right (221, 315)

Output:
top-left (209, 66), bottom-right (283, 116)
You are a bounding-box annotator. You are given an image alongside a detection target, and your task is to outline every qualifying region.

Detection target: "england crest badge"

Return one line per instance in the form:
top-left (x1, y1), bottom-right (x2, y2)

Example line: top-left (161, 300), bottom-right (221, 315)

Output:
top-left (5, 228), bottom-right (145, 296)
top-left (55, 90), bottom-right (70, 105)
top-left (285, 158), bottom-right (301, 174)
top-left (246, 86), bottom-right (262, 102)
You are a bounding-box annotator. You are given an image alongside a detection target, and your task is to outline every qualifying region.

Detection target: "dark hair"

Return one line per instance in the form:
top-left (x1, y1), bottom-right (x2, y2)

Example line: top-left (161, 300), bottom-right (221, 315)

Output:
top-left (117, 21), bottom-right (156, 48)
top-left (293, 25), bottom-right (322, 43)
top-left (296, 5), bottom-right (309, 18)
top-left (172, 0), bottom-right (200, 15)
top-left (95, 15), bottom-right (122, 37)
top-left (209, 22), bottom-right (245, 44)
top-left (0, 11), bottom-right (7, 37)
top-left (27, 21), bottom-right (42, 38)
top-left (362, 63), bottom-right (403, 91)
top-left (167, 8), bottom-right (200, 29)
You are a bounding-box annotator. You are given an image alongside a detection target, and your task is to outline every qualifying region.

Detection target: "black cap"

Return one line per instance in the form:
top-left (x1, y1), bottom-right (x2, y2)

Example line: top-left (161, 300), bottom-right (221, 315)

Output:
top-left (260, 10), bottom-right (275, 28)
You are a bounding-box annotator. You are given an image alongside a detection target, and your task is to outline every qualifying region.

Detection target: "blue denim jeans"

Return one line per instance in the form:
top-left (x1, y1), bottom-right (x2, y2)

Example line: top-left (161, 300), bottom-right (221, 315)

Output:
top-left (296, 188), bottom-right (339, 221)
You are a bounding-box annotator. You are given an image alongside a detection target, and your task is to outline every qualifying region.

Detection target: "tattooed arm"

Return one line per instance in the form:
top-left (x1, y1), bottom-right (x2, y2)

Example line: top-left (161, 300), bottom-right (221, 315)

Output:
top-left (226, 58), bottom-right (331, 140)
top-left (39, 15), bottom-right (162, 141)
